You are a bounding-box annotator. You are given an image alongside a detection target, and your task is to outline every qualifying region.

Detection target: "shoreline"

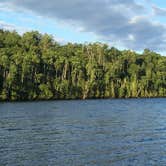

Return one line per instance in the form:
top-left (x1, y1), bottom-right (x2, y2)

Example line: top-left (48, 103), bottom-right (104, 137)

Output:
top-left (0, 96), bottom-right (165, 103)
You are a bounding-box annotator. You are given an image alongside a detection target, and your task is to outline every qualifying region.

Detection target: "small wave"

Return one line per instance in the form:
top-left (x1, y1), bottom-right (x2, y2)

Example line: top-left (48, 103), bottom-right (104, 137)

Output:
top-left (6, 128), bottom-right (23, 131)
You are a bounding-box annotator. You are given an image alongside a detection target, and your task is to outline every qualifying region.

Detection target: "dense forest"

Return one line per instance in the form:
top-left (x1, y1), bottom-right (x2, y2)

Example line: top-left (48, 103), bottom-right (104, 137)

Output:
top-left (0, 29), bottom-right (165, 101)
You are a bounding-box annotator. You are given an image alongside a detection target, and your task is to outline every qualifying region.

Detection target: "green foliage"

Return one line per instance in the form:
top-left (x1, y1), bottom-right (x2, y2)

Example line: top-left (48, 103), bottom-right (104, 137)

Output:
top-left (0, 29), bottom-right (165, 101)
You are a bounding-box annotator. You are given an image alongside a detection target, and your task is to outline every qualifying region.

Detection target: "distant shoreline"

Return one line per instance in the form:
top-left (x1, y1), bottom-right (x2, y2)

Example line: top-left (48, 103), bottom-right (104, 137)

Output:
top-left (0, 96), bottom-right (165, 103)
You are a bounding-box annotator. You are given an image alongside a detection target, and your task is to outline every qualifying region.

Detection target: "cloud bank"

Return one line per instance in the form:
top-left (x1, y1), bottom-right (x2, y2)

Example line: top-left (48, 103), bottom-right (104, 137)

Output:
top-left (1, 0), bottom-right (166, 51)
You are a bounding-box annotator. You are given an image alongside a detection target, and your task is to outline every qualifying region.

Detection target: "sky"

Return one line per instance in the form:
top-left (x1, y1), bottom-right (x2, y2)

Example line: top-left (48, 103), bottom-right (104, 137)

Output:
top-left (0, 0), bottom-right (166, 54)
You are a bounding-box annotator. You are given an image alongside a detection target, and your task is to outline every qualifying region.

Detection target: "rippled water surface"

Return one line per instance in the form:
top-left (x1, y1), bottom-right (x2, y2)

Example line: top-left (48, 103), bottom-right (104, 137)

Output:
top-left (0, 98), bottom-right (166, 166)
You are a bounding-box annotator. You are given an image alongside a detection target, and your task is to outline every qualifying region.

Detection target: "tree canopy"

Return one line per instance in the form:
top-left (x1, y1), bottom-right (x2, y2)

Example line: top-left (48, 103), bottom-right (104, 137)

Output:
top-left (0, 29), bottom-right (165, 101)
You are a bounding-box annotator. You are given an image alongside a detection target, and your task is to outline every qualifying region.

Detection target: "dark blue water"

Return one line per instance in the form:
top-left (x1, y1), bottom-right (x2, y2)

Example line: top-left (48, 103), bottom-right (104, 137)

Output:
top-left (0, 98), bottom-right (166, 166)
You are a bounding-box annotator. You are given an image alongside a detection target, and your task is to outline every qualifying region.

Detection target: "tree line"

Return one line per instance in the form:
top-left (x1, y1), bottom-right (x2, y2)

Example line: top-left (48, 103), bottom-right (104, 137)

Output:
top-left (0, 29), bottom-right (165, 101)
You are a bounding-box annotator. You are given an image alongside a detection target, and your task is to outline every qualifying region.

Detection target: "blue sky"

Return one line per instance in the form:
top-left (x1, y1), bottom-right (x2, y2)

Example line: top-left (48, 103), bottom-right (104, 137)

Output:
top-left (0, 1), bottom-right (98, 43)
top-left (0, 0), bottom-right (166, 54)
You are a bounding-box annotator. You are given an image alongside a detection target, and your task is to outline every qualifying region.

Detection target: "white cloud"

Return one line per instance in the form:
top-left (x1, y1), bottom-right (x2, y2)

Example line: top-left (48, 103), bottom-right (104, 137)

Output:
top-left (152, 5), bottom-right (166, 16)
top-left (0, 20), bottom-right (15, 30)
top-left (0, 20), bottom-right (31, 34)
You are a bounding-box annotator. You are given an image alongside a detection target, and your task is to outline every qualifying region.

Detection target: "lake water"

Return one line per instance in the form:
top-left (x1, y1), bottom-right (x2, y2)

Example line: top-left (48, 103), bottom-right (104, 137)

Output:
top-left (0, 98), bottom-right (166, 166)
